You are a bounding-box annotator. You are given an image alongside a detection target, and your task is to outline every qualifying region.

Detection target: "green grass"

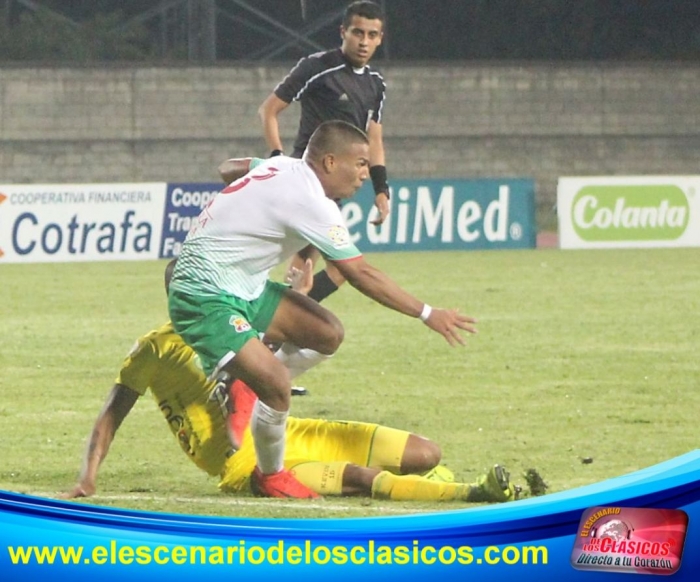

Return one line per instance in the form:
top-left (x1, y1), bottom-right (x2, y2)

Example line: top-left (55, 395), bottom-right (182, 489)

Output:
top-left (1, 248), bottom-right (699, 518)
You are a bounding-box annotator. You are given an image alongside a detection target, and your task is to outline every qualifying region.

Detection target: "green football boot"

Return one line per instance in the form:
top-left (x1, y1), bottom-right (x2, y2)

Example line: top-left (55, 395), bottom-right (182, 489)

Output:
top-left (467, 464), bottom-right (517, 503)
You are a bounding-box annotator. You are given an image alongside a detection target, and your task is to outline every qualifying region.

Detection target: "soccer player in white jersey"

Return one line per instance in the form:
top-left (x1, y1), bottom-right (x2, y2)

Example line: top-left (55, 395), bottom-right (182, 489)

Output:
top-left (168, 120), bottom-right (476, 499)
top-left (63, 259), bottom-right (516, 505)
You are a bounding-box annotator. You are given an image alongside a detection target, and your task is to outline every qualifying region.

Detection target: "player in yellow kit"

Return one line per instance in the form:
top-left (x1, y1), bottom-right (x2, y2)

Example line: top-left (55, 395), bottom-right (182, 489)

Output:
top-left (63, 261), bottom-right (516, 503)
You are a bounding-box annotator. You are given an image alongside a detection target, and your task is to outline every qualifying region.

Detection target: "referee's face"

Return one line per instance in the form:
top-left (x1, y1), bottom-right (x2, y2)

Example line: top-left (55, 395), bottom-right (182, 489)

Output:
top-left (324, 142), bottom-right (370, 199)
top-left (341, 16), bottom-right (383, 68)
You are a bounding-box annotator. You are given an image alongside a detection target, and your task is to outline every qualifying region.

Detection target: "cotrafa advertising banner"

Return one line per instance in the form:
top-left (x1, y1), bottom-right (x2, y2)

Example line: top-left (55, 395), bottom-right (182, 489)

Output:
top-left (0, 183), bottom-right (166, 263)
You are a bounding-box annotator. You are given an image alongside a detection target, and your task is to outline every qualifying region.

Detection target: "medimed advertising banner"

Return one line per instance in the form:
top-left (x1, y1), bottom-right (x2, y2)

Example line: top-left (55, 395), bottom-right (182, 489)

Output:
top-left (159, 178), bottom-right (536, 257)
top-left (0, 184), bottom-right (167, 263)
top-left (343, 179), bottom-right (535, 252)
top-left (558, 176), bottom-right (700, 249)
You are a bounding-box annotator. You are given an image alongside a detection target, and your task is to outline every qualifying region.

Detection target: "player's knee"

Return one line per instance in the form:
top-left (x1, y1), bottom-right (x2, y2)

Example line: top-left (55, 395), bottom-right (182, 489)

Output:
top-left (264, 385), bottom-right (291, 411)
top-left (248, 366), bottom-right (292, 410)
top-left (402, 435), bottom-right (441, 474)
top-left (317, 316), bottom-right (344, 354)
top-left (421, 439), bottom-right (442, 470)
top-left (327, 318), bottom-right (345, 352)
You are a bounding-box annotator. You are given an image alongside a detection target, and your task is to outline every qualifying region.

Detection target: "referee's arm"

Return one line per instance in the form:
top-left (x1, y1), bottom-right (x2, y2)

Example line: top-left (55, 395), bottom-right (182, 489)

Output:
top-left (367, 120), bottom-right (390, 224)
top-left (258, 93), bottom-right (290, 155)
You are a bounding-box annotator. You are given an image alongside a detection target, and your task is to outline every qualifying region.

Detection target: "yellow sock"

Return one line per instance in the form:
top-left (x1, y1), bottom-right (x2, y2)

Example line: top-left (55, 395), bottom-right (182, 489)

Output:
top-left (366, 426), bottom-right (410, 472)
top-left (371, 471), bottom-right (472, 501)
top-left (289, 461), bottom-right (348, 496)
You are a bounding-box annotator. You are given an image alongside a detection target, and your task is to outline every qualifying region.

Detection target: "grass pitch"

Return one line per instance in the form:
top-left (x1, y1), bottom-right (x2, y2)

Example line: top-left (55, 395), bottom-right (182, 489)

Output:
top-left (1, 247), bottom-right (698, 518)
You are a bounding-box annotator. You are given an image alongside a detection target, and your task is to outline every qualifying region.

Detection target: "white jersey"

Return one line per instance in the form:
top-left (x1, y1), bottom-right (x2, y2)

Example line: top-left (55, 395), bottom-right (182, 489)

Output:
top-left (170, 157), bottom-right (361, 300)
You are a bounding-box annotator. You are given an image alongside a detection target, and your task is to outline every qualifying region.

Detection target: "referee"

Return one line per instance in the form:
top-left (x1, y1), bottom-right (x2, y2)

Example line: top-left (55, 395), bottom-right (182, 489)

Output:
top-left (258, 1), bottom-right (390, 303)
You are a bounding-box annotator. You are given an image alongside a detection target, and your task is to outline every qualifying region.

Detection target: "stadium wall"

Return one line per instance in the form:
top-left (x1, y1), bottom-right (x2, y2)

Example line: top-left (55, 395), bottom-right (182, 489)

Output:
top-left (1, 63), bottom-right (699, 220)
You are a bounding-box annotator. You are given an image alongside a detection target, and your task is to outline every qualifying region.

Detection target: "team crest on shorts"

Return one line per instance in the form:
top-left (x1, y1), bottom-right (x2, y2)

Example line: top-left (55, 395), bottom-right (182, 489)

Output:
top-left (229, 316), bottom-right (251, 333)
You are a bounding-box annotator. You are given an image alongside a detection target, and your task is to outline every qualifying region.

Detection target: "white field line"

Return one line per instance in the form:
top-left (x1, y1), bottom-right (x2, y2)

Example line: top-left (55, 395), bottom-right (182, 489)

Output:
top-left (21, 491), bottom-right (419, 515)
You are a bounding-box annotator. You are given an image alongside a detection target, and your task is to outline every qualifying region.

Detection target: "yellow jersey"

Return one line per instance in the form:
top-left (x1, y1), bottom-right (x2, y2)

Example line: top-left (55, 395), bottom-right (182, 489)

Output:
top-left (116, 322), bottom-right (236, 477)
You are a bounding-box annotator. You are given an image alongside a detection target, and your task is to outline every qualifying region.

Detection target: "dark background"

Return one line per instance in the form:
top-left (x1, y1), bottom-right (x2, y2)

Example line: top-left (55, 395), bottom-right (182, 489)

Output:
top-left (2, 0), bottom-right (700, 63)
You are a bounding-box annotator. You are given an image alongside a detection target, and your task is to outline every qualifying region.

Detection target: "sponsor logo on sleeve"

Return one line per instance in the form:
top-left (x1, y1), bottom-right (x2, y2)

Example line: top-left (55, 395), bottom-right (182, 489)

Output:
top-left (328, 224), bottom-right (351, 248)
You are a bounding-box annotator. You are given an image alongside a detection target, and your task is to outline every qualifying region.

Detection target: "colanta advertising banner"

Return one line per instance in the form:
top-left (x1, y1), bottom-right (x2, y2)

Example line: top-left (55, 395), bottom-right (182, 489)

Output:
top-left (0, 184), bottom-right (166, 263)
top-left (558, 176), bottom-right (700, 249)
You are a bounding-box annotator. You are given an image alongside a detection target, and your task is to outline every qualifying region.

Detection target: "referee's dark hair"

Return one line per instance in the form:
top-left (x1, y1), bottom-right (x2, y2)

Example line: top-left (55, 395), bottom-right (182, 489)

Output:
top-left (305, 120), bottom-right (369, 162)
top-left (343, 1), bottom-right (385, 28)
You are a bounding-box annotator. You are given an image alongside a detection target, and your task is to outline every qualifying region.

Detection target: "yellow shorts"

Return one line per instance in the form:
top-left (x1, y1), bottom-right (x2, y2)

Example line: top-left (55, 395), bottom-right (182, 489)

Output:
top-left (218, 417), bottom-right (410, 493)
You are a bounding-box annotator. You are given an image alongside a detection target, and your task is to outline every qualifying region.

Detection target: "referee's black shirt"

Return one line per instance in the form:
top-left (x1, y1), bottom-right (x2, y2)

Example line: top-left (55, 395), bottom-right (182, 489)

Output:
top-left (274, 48), bottom-right (386, 158)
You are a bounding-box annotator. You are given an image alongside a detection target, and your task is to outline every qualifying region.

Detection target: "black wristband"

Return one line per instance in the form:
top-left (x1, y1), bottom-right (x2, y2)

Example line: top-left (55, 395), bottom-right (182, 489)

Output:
top-left (370, 165), bottom-right (389, 199)
top-left (307, 270), bottom-right (339, 303)
top-left (270, 149), bottom-right (283, 157)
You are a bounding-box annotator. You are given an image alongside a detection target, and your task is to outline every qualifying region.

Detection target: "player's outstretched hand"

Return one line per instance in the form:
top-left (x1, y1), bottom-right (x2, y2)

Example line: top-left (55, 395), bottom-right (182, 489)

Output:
top-left (285, 258), bottom-right (314, 295)
top-left (60, 482), bottom-right (96, 499)
top-left (423, 308), bottom-right (477, 346)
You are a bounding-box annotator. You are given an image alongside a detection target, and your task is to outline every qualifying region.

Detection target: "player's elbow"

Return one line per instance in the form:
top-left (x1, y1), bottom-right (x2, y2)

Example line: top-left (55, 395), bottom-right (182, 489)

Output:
top-left (259, 94), bottom-right (287, 123)
top-left (218, 158), bottom-right (251, 184)
top-left (218, 160), bottom-right (233, 182)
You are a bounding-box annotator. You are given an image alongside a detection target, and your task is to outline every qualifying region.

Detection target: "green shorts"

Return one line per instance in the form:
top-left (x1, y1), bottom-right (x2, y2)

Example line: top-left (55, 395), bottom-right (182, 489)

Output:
top-left (168, 281), bottom-right (287, 377)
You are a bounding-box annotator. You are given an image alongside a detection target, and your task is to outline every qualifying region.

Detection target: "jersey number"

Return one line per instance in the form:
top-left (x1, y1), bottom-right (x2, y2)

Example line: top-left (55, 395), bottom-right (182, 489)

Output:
top-left (222, 167), bottom-right (280, 194)
top-left (189, 167), bottom-right (280, 234)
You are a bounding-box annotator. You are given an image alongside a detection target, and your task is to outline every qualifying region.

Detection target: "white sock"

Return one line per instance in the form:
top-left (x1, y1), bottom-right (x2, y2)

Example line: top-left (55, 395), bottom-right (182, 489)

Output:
top-left (274, 343), bottom-right (331, 379)
top-left (250, 399), bottom-right (288, 475)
